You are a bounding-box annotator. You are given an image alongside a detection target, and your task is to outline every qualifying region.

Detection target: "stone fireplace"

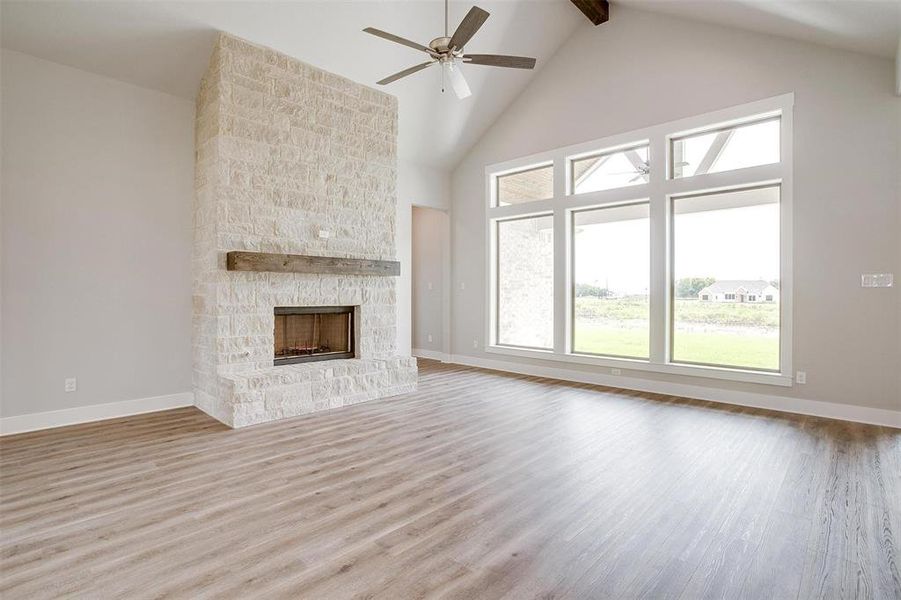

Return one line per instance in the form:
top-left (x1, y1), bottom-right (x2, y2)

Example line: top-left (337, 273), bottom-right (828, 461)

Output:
top-left (193, 33), bottom-right (417, 428)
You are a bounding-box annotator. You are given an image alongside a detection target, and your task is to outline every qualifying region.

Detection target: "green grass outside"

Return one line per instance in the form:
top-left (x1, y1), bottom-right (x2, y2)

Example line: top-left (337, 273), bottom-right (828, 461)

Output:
top-left (573, 326), bottom-right (650, 359)
top-left (573, 297), bottom-right (779, 370)
top-left (671, 330), bottom-right (778, 371)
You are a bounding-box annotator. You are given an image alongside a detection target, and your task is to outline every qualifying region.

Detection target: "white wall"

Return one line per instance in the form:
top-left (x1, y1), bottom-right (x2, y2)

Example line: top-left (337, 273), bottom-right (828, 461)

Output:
top-left (0, 49), bottom-right (444, 422)
top-left (1, 50), bottom-right (195, 418)
top-left (412, 206), bottom-right (449, 354)
top-left (450, 8), bottom-right (901, 413)
top-left (397, 160), bottom-right (450, 356)
top-left (896, 36), bottom-right (900, 96)
top-left (398, 160), bottom-right (451, 212)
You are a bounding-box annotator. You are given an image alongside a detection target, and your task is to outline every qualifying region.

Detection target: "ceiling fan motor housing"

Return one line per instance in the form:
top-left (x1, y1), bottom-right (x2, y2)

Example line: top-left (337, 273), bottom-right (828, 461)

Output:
top-left (429, 36), bottom-right (450, 52)
top-left (430, 36), bottom-right (463, 58)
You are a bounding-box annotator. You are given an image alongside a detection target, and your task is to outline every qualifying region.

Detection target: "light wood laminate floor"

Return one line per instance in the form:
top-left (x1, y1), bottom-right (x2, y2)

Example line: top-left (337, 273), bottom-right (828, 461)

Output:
top-left (1, 360), bottom-right (899, 599)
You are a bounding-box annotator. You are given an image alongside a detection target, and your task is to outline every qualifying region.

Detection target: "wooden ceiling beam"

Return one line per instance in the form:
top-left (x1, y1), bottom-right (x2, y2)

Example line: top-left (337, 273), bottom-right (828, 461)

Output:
top-left (570, 0), bottom-right (609, 26)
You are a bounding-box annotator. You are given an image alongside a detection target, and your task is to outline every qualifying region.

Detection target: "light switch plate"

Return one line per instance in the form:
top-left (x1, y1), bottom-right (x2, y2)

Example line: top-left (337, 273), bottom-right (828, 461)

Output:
top-left (861, 273), bottom-right (893, 288)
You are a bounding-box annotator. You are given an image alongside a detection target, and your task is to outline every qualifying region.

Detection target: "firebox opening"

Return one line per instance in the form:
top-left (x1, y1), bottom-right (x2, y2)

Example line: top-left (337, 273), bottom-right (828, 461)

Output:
top-left (274, 306), bottom-right (355, 365)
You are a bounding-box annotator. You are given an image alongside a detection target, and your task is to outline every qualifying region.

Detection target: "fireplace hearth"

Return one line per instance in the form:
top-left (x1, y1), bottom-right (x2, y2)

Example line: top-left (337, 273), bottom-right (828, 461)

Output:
top-left (274, 306), bottom-right (355, 365)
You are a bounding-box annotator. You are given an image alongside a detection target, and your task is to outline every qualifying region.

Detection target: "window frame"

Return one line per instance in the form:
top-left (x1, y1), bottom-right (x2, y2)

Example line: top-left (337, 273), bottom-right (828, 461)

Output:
top-left (570, 200), bottom-right (651, 360)
top-left (669, 183), bottom-right (782, 373)
top-left (569, 141), bottom-right (650, 195)
top-left (493, 213), bottom-right (555, 352)
top-left (669, 114), bottom-right (781, 179)
top-left (492, 161), bottom-right (554, 207)
top-left (485, 93), bottom-right (794, 387)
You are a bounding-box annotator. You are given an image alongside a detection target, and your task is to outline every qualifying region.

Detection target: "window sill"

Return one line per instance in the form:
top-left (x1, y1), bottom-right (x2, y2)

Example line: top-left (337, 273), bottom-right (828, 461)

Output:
top-left (485, 345), bottom-right (793, 387)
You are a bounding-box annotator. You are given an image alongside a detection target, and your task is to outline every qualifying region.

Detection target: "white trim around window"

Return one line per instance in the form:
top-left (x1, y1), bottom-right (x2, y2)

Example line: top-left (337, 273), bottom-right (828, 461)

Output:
top-left (484, 93), bottom-right (794, 387)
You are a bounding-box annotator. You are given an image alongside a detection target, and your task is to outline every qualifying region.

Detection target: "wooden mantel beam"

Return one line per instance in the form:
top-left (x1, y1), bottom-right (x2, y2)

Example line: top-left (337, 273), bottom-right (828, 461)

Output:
top-left (226, 251), bottom-right (400, 276)
top-left (570, 0), bottom-right (609, 26)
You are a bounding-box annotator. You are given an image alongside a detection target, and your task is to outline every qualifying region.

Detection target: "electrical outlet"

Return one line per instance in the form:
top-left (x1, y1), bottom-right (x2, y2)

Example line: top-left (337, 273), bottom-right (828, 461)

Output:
top-left (472, 339), bottom-right (478, 349)
top-left (460, 282), bottom-right (466, 290)
top-left (427, 281), bottom-right (434, 291)
top-left (65, 378), bottom-right (77, 392)
top-left (795, 371), bottom-right (807, 384)
top-left (427, 334), bottom-right (433, 343)
top-left (611, 368), bottom-right (622, 376)
top-left (861, 273), bottom-right (893, 288)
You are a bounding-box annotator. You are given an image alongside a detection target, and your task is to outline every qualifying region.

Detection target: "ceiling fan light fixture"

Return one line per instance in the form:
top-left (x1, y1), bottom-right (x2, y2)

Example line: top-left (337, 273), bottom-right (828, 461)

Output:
top-left (442, 59), bottom-right (471, 99)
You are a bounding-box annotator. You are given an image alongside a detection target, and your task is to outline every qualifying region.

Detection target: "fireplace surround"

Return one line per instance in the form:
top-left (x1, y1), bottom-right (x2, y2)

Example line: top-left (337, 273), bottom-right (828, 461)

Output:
top-left (192, 33), bottom-right (417, 428)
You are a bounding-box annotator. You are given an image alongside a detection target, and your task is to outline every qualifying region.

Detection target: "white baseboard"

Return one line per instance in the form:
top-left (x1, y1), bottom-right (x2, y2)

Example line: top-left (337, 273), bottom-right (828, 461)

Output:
top-left (3, 358), bottom-right (897, 433)
top-left (412, 348), bottom-right (450, 362)
top-left (0, 392), bottom-right (195, 436)
top-left (448, 354), bottom-right (901, 429)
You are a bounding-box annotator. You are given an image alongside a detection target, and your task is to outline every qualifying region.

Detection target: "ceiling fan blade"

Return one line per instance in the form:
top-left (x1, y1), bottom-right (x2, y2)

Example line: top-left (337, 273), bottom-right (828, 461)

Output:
top-left (463, 54), bottom-right (537, 69)
top-left (363, 27), bottom-right (433, 55)
top-left (443, 61), bottom-right (472, 99)
top-left (376, 61), bottom-right (436, 85)
top-left (449, 6), bottom-right (490, 51)
top-left (623, 150), bottom-right (649, 176)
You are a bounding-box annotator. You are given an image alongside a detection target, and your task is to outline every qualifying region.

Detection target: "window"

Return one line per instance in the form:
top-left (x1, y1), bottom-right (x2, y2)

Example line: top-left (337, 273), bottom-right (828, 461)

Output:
top-left (671, 185), bottom-right (780, 371)
top-left (572, 203), bottom-right (650, 359)
top-left (495, 163), bottom-right (553, 206)
top-left (571, 144), bottom-right (649, 194)
top-left (487, 94), bottom-right (792, 386)
top-left (671, 117), bottom-right (779, 179)
top-left (495, 215), bottom-right (554, 349)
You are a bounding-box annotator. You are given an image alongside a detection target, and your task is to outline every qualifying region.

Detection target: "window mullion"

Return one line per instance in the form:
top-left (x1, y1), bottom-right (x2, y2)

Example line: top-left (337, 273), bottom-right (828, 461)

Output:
top-left (648, 135), bottom-right (668, 365)
top-left (553, 153), bottom-right (567, 355)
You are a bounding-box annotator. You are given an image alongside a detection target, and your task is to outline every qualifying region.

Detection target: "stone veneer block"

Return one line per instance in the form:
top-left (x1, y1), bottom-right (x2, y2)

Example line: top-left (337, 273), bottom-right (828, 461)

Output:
top-left (193, 33), bottom-right (416, 428)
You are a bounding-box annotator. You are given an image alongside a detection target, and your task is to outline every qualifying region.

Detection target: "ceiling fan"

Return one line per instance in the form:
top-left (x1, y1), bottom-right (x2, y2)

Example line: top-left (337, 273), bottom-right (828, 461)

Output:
top-left (363, 0), bottom-right (537, 99)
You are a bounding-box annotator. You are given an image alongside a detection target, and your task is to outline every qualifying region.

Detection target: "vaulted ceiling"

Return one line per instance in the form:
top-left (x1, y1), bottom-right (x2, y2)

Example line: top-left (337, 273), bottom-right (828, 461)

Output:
top-left (2, 1), bottom-right (896, 170)
top-left (615, 0), bottom-right (899, 59)
top-left (0, 1), bottom-right (584, 168)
